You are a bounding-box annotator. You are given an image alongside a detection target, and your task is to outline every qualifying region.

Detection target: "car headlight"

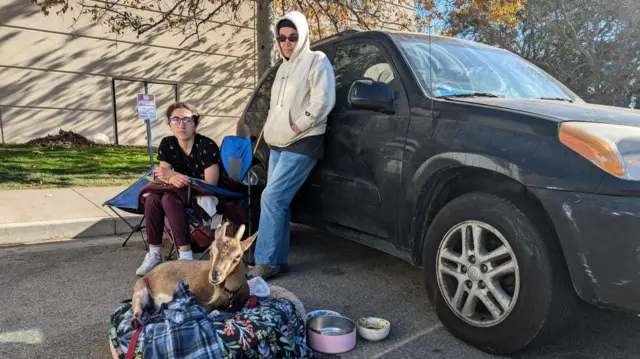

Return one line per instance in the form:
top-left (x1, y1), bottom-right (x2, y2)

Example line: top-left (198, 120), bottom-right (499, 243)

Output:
top-left (559, 121), bottom-right (640, 180)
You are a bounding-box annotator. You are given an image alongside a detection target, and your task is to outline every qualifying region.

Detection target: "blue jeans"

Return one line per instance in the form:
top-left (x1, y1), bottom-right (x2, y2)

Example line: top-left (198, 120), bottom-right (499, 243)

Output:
top-left (255, 149), bottom-right (317, 267)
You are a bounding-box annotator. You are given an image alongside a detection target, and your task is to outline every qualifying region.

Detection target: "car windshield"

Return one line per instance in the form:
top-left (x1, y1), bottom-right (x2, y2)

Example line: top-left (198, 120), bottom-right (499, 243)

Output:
top-left (393, 34), bottom-right (584, 102)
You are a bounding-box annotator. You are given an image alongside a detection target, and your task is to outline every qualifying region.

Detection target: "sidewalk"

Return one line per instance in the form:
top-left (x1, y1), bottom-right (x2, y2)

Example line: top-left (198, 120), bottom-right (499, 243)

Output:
top-left (0, 186), bottom-right (142, 246)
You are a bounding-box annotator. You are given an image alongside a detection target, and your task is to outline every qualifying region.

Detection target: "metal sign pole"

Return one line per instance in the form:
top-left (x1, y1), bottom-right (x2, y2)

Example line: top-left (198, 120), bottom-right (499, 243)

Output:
top-left (144, 81), bottom-right (154, 170)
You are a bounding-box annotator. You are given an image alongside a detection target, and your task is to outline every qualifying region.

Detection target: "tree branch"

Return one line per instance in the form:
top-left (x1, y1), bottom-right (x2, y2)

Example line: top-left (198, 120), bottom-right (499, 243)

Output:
top-left (559, 0), bottom-right (596, 68)
top-left (304, 0), bottom-right (323, 37)
top-left (312, 0), bottom-right (340, 33)
top-left (136, 0), bottom-right (186, 34)
top-left (76, 2), bottom-right (142, 32)
top-left (178, 0), bottom-right (236, 45)
top-left (340, 1), bottom-right (370, 29)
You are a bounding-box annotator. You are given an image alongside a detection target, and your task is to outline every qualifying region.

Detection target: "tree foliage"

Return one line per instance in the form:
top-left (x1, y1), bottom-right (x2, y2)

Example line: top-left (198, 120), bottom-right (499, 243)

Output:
top-left (449, 0), bottom-right (640, 107)
top-left (31, 0), bottom-right (525, 76)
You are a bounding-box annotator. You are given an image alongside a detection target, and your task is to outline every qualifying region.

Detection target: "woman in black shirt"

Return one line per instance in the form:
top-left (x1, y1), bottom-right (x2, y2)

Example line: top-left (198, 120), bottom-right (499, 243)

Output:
top-left (136, 102), bottom-right (222, 277)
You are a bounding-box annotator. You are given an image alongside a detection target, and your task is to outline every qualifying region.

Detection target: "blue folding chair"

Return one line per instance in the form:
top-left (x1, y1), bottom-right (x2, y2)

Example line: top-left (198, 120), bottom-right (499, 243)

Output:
top-left (103, 135), bottom-right (259, 261)
top-left (169, 135), bottom-right (258, 260)
top-left (102, 169), bottom-right (153, 249)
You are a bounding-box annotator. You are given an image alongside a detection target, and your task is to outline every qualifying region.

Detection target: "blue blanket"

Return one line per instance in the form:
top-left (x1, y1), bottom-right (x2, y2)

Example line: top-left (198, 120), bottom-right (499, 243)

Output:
top-left (109, 280), bottom-right (313, 359)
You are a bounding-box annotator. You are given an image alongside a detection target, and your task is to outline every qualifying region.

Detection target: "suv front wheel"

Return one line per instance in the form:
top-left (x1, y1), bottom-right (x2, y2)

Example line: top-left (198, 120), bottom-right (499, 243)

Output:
top-left (422, 191), bottom-right (577, 355)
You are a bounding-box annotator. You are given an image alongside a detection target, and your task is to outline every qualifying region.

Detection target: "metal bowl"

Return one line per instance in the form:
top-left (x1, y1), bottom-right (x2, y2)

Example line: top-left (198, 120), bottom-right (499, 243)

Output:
top-left (308, 315), bottom-right (355, 335)
top-left (306, 309), bottom-right (341, 324)
top-left (307, 315), bottom-right (357, 354)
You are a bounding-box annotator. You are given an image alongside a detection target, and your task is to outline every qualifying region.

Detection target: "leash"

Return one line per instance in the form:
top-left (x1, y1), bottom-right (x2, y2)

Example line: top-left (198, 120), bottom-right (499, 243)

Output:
top-left (125, 320), bottom-right (147, 359)
top-left (252, 128), bottom-right (264, 156)
top-left (248, 295), bottom-right (258, 309)
top-left (123, 289), bottom-right (259, 359)
top-left (123, 297), bottom-right (258, 359)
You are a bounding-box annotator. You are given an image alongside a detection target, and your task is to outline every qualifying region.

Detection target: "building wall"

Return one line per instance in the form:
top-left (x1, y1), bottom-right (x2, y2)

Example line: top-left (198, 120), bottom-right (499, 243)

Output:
top-left (0, 0), bottom-right (415, 146)
top-left (0, 0), bottom-right (257, 146)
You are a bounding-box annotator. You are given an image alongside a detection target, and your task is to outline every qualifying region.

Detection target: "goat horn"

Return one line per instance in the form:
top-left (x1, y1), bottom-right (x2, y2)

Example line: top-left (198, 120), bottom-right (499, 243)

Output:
top-left (219, 221), bottom-right (230, 237)
top-left (235, 224), bottom-right (246, 240)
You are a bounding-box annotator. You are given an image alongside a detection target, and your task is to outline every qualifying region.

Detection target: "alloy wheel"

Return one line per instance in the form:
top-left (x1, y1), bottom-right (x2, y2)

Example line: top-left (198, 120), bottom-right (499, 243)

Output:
top-left (436, 220), bottom-right (521, 327)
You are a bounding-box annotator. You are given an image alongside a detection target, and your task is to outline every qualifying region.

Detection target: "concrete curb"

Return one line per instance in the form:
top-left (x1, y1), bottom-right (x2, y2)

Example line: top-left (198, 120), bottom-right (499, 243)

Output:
top-left (0, 214), bottom-right (143, 246)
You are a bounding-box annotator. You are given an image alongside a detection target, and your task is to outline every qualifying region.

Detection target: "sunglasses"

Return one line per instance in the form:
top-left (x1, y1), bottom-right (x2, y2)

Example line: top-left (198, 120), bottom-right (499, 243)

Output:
top-left (277, 34), bottom-right (298, 42)
top-left (169, 116), bottom-right (195, 125)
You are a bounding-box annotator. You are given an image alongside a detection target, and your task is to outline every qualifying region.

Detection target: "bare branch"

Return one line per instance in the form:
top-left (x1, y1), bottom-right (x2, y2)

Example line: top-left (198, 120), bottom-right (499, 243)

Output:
top-left (178, 0), bottom-right (236, 45)
top-left (136, 0), bottom-right (186, 34)
top-left (311, 0), bottom-right (340, 33)
top-left (341, 1), bottom-right (370, 29)
top-left (304, 0), bottom-right (323, 38)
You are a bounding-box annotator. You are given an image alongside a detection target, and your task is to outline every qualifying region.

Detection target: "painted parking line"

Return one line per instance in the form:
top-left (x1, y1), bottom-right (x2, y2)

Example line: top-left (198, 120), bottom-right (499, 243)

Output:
top-left (0, 328), bottom-right (44, 344)
top-left (371, 323), bottom-right (443, 359)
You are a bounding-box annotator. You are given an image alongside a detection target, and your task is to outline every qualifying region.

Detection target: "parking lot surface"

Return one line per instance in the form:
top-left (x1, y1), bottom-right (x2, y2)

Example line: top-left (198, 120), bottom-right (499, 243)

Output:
top-left (0, 225), bottom-right (638, 358)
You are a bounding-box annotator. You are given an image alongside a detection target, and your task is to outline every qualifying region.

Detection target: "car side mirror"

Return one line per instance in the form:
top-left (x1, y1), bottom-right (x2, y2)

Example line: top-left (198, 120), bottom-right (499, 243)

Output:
top-left (348, 78), bottom-right (395, 114)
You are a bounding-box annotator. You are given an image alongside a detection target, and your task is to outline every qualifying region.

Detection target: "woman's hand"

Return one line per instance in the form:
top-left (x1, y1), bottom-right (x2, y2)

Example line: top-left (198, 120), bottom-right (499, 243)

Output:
top-left (168, 174), bottom-right (190, 188)
top-left (291, 124), bottom-right (302, 133)
top-left (154, 166), bottom-right (175, 181)
top-left (154, 165), bottom-right (190, 188)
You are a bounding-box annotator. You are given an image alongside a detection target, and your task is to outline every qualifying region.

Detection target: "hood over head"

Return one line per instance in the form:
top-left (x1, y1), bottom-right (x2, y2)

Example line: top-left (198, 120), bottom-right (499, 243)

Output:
top-left (275, 11), bottom-right (310, 62)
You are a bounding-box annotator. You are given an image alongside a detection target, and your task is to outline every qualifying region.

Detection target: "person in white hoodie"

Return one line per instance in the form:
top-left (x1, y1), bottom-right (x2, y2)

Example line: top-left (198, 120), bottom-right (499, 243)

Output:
top-left (248, 11), bottom-right (336, 279)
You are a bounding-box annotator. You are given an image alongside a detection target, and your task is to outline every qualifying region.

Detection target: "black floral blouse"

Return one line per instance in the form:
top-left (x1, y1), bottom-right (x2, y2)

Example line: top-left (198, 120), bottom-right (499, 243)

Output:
top-left (157, 134), bottom-right (222, 180)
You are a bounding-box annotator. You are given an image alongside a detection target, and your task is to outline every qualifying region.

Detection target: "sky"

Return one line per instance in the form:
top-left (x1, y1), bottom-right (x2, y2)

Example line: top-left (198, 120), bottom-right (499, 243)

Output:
top-left (415, 0), bottom-right (450, 35)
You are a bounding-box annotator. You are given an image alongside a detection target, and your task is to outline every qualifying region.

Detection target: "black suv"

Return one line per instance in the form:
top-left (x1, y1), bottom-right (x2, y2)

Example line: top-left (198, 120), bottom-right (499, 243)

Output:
top-left (237, 29), bottom-right (640, 355)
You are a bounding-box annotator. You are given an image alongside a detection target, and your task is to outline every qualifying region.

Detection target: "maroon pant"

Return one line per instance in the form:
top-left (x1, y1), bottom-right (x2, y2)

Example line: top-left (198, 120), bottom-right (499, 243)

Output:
top-left (144, 192), bottom-right (192, 247)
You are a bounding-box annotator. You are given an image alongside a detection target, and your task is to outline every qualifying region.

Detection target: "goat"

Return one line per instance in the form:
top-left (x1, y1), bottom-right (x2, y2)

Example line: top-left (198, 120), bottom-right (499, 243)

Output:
top-left (130, 221), bottom-right (257, 328)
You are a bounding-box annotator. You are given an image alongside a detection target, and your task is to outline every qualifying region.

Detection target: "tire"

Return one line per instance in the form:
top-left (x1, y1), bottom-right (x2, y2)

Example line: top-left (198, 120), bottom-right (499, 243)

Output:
top-left (422, 191), bottom-right (577, 355)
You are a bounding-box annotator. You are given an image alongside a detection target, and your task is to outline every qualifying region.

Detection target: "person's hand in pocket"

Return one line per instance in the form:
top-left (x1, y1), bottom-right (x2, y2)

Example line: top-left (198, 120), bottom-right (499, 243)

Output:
top-left (291, 124), bottom-right (301, 133)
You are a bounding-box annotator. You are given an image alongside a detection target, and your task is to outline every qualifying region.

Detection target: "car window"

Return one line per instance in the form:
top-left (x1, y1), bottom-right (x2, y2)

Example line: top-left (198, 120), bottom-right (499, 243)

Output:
top-left (395, 36), bottom-right (584, 102)
top-left (332, 43), bottom-right (398, 112)
top-left (247, 66), bottom-right (278, 112)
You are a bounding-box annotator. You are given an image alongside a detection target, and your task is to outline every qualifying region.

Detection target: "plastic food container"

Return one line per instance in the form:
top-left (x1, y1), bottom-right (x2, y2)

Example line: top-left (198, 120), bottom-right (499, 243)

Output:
top-left (356, 317), bottom-right (391, 342)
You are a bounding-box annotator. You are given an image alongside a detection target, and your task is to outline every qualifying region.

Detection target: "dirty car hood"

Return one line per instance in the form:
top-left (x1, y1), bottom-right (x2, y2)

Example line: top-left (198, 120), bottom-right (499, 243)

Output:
top-left (448, 97), bottom-right (640, 127)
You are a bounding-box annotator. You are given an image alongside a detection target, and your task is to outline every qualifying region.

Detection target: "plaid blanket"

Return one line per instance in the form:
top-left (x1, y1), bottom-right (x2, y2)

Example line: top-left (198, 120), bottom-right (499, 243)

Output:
top-left (109, 280), bottom-right (313, 359)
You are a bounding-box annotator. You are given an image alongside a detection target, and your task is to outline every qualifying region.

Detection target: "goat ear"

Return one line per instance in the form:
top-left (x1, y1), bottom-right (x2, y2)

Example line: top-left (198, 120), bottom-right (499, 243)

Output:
top-left (241, 232), bottom-right (258, 252)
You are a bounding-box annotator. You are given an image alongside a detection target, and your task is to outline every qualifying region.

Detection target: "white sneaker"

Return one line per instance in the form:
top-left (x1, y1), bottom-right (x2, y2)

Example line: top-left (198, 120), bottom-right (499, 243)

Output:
top-left (136, 252), bottom-right (162, 277)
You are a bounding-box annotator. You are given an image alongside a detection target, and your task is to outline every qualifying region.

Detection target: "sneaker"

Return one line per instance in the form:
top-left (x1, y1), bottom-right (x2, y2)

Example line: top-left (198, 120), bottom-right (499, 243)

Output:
top-left (136, 252), bottom-right (162, 277)
top-left (247, 263), bottom-right (281, 281)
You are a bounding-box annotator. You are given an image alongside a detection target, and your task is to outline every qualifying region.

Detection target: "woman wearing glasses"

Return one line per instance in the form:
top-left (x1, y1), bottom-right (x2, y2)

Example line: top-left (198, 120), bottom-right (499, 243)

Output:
top-left (248, 11), bottom-right (336, 280)
top-left (135, 102), bottom-right (222, 276)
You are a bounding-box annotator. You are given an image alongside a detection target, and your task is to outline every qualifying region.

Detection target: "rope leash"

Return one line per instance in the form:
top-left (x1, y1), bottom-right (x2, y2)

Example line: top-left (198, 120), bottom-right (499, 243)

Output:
top-left (252, 128), bottom-right (264, 156)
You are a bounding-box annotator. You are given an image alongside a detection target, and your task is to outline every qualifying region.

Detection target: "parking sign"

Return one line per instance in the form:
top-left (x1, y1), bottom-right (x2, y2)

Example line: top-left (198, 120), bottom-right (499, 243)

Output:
top-left (137, 93), bottom-right (157, 121)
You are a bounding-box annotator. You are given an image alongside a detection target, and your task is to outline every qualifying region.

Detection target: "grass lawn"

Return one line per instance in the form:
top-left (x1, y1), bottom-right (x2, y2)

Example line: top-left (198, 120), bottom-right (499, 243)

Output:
top-left (0, 144), bottom-right (158, 190)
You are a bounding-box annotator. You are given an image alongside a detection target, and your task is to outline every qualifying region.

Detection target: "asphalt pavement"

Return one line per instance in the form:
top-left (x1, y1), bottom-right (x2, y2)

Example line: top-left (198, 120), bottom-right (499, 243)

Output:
top-left (0, 225), bottom-right (638, 359)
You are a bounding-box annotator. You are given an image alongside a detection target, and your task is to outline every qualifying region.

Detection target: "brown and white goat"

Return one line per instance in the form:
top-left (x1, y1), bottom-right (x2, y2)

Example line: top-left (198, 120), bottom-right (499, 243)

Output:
top-left (130, 221), bottom-right (257, 328)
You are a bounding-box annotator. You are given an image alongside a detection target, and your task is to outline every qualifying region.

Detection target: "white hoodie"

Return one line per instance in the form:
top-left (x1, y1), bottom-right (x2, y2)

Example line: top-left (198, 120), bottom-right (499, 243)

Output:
top-left (262, 11), bottom-right (337, 148)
